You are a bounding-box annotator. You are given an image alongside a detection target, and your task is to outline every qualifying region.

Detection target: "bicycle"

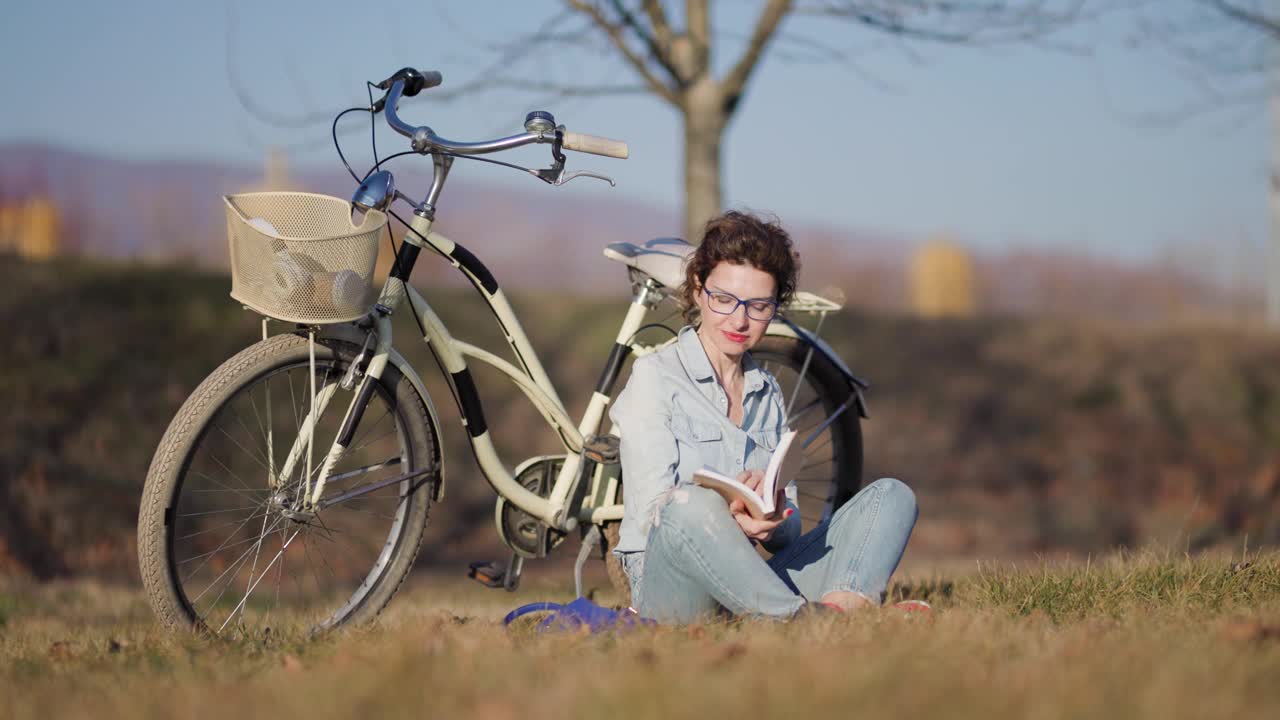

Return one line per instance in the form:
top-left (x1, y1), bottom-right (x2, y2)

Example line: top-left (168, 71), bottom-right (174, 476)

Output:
top-left (136, 67), bottom-right (871, 636)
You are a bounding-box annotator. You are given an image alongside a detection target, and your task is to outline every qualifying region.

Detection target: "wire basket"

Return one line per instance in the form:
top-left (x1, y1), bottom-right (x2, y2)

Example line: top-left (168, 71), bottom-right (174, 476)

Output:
top-left (225, 192), bottom-right (385, 324)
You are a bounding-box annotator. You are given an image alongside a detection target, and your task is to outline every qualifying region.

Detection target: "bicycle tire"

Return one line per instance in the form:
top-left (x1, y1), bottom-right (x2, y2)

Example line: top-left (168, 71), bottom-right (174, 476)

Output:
top-left (137, 333), bottom-right (439, 636)
top-left (602, 334), bottom-right (863, 600)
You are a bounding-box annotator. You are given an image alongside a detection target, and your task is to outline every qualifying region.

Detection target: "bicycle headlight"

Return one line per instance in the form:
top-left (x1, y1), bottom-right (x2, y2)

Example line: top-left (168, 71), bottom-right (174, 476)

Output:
top-left (352, 170), bottom-right (395, 212)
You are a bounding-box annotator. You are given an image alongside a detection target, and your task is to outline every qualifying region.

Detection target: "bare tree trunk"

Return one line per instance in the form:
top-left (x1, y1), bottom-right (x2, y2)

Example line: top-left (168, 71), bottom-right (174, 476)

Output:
top-left (682, 80), bottom-right (725, 243)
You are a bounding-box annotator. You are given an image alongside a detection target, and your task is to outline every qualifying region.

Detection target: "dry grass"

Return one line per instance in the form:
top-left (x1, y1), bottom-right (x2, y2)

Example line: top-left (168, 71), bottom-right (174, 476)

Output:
top-left (3, 550), bottom-right (1279, 719)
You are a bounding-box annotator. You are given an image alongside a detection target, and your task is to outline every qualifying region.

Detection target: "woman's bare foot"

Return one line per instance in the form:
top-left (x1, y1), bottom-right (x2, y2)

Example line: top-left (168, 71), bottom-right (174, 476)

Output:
top-left (818, 590), bottom-right (876, 612)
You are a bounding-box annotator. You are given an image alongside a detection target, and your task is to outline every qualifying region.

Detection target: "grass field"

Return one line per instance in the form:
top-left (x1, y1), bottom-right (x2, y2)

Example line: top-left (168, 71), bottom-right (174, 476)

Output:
top-left (3, 549), bottom-right (1278, 719)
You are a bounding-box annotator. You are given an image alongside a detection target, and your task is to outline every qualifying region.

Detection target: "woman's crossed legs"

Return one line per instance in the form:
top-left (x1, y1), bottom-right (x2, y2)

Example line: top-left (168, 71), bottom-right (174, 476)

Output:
top-left (632, 477), bottom-right (918, 623)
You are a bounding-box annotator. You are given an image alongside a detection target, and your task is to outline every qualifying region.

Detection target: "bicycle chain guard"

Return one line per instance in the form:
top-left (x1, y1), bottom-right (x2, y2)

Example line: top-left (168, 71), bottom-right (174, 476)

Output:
top-left (496, 456), bottom-right (567, 558)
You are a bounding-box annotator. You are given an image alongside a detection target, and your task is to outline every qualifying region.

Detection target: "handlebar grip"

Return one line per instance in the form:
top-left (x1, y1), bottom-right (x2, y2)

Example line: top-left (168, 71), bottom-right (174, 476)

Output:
top-left (418, 71), bottom-right (443, 91)
top-left (561, 131), bottom-right (629, 159)
top-left (376, 68), bottom-right (444, 96)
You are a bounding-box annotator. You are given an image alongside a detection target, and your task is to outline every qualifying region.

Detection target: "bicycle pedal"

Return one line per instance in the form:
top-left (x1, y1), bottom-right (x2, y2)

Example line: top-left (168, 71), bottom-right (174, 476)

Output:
top-left (467, 561), bottom-right (506, 589)
top-left (582, 434), bottom-right (620, 465)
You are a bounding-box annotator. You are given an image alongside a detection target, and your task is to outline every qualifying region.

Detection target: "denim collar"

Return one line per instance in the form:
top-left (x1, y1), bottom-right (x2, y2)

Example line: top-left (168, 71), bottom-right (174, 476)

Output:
top-left (675, 325), bottom-right (767, 400)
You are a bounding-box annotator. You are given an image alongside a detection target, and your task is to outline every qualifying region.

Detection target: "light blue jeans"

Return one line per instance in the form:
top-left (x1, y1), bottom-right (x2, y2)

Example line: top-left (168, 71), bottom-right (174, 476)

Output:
top-left (621, 477), bottom-right (918, 623)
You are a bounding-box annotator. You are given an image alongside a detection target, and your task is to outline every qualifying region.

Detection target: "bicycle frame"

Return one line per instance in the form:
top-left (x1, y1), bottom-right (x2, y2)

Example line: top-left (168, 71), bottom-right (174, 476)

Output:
top-left (286, 200), bottom-right (867, 539)
top-left (282, 206), bottom-right (639, 532)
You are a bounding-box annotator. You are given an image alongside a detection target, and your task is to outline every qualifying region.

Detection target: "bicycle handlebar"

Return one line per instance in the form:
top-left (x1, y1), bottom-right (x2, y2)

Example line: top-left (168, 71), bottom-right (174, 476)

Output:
top-left (380, 71), bottom-right (629, 160)
top-left (374, 67), bottom-right (443, 96)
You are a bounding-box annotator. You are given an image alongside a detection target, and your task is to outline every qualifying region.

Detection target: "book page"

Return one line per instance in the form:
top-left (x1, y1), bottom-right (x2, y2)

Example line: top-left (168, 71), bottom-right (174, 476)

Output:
top-left (692, 468), bottom-right (770, 519)
top-left (692, 429), bottom-right (800, 519)
top-left (761, 430), bottom-right (799, 510)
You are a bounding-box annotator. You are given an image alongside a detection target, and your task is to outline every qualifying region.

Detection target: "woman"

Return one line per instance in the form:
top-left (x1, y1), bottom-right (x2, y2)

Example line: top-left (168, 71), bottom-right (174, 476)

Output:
top-left (609, 211), bottom-right (920, 623)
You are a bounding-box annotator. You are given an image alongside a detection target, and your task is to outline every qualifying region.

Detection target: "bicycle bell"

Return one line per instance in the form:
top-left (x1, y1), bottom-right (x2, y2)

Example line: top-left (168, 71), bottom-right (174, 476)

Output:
top-left (352, 170), bottom-right (396, 212)
top-left (524, 111), bottom-right (556, 134)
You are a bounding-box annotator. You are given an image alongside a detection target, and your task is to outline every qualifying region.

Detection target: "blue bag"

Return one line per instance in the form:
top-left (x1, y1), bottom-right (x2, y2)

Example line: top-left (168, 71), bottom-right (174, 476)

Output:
top-left (502, 596), bottom-right (655, 633)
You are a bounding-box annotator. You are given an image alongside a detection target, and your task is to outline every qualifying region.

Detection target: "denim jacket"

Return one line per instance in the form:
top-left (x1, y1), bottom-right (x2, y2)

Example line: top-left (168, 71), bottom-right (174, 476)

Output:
top-left (609, 325), bottom-right (801, 562)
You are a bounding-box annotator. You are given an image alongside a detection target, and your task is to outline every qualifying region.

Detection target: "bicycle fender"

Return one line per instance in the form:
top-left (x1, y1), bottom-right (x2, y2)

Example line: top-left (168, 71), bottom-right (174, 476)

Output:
top-left (765, 319), bottom-right (871, 419)
top-left (316, 324), bottom-right (448, 501)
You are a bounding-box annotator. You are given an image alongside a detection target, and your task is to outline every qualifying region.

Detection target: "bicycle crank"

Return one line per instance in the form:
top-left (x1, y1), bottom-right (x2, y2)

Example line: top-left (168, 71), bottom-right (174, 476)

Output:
top-left (495, 456), bottom-right (567, 558)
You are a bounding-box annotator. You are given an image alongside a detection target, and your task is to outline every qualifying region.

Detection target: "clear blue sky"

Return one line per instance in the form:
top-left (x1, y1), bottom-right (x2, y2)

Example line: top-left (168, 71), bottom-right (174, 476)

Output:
top-left (0, 0), bottom-right (1267, 270)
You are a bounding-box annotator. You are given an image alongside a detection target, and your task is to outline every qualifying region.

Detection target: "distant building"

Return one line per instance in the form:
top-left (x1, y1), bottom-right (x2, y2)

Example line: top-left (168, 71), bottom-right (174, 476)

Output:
top-left (0, 196), bottom-right (62, 260)
top-left (910, 236), bottom-right (976, 317)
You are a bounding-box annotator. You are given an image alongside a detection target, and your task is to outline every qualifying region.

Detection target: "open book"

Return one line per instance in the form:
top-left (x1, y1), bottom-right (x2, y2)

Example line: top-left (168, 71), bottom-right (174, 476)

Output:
top-left (692, 430), bottom-right (801, 519)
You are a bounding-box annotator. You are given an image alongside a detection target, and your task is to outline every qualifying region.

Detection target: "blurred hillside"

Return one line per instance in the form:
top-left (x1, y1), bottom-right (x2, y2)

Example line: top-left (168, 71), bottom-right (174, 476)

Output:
top-left (0, 143), bottom-right (1264, 325)
top-left (2, 255), bottom-right (1278, 582)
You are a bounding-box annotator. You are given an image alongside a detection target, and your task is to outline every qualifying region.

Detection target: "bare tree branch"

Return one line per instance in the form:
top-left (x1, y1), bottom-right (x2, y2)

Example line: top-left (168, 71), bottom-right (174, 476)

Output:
top-left (567, 0), bottom-right (681, 104)
top-left (1132, 0), bottom-right (1274, 88)
top-left (225, 4), bottom-right (334, 129)
top-left (763, 30), bottom-right (902, 90)
top-left (608, 0), bottom-right (686, 85)
top-left (722, 0), bottom-right (795, 104)
top-left (1205, 0), bottom-right (1280, 39)
top-left (687, 0), bottom-right (712, 75)
top-left (448, 79), bottom-right (650, 98)
top-left (643, 0), bottom-right (677, 57)
top-left (796, 1), bottom-right (1085, 45)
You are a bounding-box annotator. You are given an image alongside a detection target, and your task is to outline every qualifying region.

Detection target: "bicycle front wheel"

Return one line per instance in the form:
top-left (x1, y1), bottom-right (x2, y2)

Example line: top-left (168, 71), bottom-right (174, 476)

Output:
top-left (138, 333), bottom-right (439, 636)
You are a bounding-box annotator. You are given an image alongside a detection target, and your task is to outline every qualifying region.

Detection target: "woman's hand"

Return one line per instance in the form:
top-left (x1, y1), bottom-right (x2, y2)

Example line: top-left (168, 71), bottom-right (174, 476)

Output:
top-left (728, 469), bottom-right (791, 542)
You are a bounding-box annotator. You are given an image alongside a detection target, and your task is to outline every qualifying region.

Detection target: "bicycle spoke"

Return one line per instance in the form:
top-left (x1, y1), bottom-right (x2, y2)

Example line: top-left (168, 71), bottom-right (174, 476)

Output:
top-left (224, 408), bottom-right (274, 474)
top-left (201, 447), bottom-right (260, 494)
top-left (178, 517), bottom-right (283, 568)
top-left (347, 405), bottom-right (392, 452)
top-left (190, 513), bottom-right (287, 605)
top-left (800, 457), bottom-right (835, 472)
top-left (218, 526), bottom-right (301, 633)
top-left (801, 433), bottom-right (833, 455)
top-left (176, 507), bottom-right (272, 584)
top-left (311, 514), bottom-right (387, 556)
top-left (177, 504), bottom-right (262, 519)
top-left (287, 369), bottom-right (303, 452)
top-left (247, 382), bottom-right (271, 450)
top-left (786, 396), bottom-right (823, 426)
top-left (190, 469), bottom-right (270, 506)
top-left (266, 533), bottom-right (286, 629)
top-left (178, 512), bottom-right (271, 541)
top-left (344, 425), bottom-right (398, 457)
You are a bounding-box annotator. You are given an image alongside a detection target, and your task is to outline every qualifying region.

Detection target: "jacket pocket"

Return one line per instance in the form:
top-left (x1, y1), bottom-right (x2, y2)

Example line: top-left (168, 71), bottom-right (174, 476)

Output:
top-left (749, 428), bottom-right (779, 453)
top-left (668, 410), bottom-right (723, 443)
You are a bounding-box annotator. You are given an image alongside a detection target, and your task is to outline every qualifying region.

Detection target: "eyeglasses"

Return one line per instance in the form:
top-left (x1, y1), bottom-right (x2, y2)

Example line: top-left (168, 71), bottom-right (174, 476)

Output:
top-left (702, 288), bottom-right (778, 322)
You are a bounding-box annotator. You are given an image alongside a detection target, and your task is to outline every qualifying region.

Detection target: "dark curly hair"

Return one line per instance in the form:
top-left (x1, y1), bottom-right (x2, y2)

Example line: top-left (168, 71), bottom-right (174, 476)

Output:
top-left (679, 210), bottom-right (800, 324)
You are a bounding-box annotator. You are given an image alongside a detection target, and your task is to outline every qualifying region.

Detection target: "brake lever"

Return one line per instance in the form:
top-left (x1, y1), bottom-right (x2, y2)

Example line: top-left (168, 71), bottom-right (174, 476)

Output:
top-left (555, 170), bottom-right (616, 187)
top-left (534, 129), bottom-right (615, 186)
top-left (534, 163), bottom-right (616, 187)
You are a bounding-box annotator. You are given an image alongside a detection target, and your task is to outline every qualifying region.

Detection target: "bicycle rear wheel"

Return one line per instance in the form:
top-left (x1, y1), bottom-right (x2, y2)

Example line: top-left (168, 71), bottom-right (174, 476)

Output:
top-left (138, 333), bottom-right (439, 636)
top-left (750, 334), bottom-right (864, 531)
top-left (603, 333), bottom-right (863, 599)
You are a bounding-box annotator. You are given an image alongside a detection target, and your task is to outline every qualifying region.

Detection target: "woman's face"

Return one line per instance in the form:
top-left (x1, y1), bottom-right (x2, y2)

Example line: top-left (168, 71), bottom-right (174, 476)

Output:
top-left (695, 261), bottom-right (777, 359)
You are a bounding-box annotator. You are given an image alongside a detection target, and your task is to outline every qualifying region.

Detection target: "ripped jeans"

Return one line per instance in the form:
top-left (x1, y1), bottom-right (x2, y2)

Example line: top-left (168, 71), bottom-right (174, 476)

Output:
top-left (620, 477), bottom-right (918, 623)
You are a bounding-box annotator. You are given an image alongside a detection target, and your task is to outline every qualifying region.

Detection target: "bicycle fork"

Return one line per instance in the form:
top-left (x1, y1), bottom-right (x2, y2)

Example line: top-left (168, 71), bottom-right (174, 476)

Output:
top-left (267, 314), bottom-right (423, 514)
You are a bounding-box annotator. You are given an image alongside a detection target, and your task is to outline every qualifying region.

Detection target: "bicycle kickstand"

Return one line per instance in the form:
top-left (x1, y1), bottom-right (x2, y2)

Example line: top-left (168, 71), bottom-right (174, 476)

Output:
top-left (573, 525), bottom-right (602, 599)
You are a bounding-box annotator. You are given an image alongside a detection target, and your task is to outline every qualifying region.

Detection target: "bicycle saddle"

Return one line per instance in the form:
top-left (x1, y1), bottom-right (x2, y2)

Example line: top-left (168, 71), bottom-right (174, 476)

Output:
top-left (602, 237), bottom-right (695, 289)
